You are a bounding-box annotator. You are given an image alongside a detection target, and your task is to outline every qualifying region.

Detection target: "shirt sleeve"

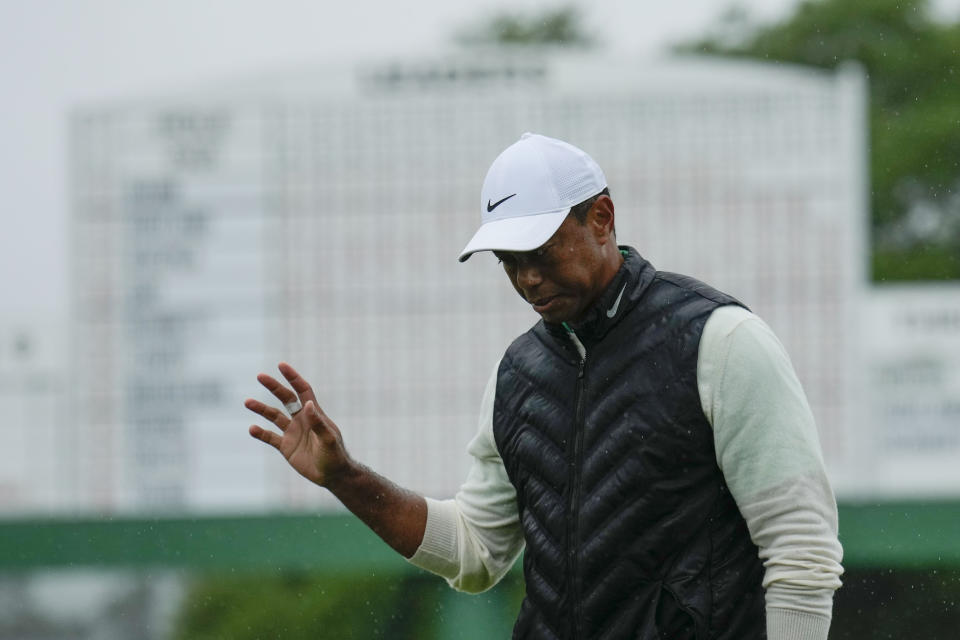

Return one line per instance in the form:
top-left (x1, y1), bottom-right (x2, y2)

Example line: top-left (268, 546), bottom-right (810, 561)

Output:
top-left (406, 359), bottom-right (525, 593)
top-left (698, 306), bottom-right (844, 640)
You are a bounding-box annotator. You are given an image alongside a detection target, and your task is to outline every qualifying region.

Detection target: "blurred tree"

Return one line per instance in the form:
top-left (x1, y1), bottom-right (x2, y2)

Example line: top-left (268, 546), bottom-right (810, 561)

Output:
top-left (455, 5), bottom-right (597, 48)
top-left (172, 572), bottom-right (413, 639)
top-left (172, 570), bottom-right (526, 639)
top-left (677, 0), bottom-right (960, 281)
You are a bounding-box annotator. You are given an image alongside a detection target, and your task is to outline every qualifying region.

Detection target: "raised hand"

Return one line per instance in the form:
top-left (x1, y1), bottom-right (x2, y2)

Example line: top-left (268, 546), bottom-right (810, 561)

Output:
top-left (245, 361), bottom-right (426, 557)
top-left (246, 362), bottom-right (350, 487)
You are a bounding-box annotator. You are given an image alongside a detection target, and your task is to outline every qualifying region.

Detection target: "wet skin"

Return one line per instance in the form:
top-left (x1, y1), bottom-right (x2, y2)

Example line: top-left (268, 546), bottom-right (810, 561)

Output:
top-left (493, 195), bottom-right (623, 325)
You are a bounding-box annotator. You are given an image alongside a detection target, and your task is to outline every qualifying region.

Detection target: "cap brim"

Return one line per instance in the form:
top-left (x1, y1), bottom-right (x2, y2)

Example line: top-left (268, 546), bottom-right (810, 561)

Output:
top-left (458, 208), bottom-right (570, 262)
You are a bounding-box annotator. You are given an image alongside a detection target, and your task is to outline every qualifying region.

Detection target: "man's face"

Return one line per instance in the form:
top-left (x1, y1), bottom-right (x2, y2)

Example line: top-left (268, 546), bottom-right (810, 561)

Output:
top-left (493, 208), bottom-right (613, 325)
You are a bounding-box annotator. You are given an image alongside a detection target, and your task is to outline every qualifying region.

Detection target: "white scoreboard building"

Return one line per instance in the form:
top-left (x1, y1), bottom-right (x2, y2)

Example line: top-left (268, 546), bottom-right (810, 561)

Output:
top-left (67, 52), bottom-right (878, 513)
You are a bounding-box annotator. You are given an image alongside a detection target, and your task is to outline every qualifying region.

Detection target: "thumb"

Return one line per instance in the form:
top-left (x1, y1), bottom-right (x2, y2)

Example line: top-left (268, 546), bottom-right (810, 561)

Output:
top-left (304, 400), bottom-right (325, 433)
top-left (305, 400), bottom-right (341, 443)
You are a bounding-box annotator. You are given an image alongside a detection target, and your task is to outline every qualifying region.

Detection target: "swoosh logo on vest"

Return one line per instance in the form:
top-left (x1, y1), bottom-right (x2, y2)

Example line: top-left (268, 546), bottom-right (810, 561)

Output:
top-left (487, 193), bottom-right (517, 212)
top-left (607, 284), bottom-right (627, 318)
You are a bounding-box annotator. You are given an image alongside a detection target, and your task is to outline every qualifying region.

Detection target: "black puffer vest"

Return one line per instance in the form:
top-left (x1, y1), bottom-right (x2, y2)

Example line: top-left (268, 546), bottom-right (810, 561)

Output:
top-left (493, 247), bottom-right (765, 640)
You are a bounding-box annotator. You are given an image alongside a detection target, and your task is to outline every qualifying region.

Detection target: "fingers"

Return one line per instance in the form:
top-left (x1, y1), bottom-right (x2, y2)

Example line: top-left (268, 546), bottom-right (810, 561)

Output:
top-left (249, 424), bottom-right (283, 449)
top-left (244, 398), bottom-right (291, 431)
top-left (278, 362), bottom-right (318, 404)
top-left (249, 364), bottom-right (324, 454)
top-left (257, 373), bottom-right (300, 410)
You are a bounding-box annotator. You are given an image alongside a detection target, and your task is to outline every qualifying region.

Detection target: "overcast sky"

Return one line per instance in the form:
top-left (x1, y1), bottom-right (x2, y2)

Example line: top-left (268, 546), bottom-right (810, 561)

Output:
top-left (3, 0), bottom-right (959, 315)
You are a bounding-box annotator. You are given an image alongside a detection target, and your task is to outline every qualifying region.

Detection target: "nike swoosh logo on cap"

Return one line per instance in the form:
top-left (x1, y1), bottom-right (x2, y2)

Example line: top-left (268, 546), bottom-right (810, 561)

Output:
top-left (607, 284), bottom-right (626, 318)
top-left (487, 194), bottom-right (517, 212)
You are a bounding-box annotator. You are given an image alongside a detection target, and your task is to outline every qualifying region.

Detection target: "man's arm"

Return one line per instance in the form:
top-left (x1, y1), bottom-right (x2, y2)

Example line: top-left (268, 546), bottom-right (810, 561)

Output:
top-left (246, 362), bottom-right (426, 558)
top-left (698, 306), bottom-right (844, 640)
top-left (406, 359), bottom-right (525, 593)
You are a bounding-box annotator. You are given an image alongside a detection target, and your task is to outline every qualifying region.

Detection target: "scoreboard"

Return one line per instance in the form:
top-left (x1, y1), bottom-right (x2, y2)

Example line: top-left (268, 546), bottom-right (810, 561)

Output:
top-left (68, 54), bottom-right (869, 513)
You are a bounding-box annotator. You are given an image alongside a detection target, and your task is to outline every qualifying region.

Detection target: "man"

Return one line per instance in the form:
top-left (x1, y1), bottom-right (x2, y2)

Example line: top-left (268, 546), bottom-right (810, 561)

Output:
top-left (246, 133), bottom-right (843, 639)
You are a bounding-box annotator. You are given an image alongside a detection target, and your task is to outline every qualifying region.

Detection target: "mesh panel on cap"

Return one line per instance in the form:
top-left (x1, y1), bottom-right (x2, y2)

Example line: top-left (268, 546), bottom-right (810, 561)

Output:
top-left (539, 139), bottom-right (605, 206)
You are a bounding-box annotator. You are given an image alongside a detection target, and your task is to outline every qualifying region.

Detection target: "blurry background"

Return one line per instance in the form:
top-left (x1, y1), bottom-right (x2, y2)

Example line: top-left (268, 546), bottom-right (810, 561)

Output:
top-left (1, 0), bottom-right (959, 638)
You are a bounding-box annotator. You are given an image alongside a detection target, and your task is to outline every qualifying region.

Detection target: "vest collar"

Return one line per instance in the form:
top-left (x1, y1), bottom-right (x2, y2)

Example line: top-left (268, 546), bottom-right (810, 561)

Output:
top-left (544, 246), bottom-right (655, 345)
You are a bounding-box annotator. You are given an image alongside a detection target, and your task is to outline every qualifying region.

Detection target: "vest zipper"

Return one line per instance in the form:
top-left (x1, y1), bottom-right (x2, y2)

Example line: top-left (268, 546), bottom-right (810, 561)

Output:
top-left (565, 328), bottom-right (587, 640)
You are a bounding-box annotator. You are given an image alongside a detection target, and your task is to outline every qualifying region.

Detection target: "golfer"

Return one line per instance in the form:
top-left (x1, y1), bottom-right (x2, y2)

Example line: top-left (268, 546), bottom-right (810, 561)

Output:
top-left (246, 133), bottom-right (843, 639)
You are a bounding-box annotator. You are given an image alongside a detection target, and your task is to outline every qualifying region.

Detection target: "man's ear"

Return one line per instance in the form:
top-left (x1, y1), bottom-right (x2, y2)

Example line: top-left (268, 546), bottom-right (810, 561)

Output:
top-left (588, 195), bottom-right (615, 243)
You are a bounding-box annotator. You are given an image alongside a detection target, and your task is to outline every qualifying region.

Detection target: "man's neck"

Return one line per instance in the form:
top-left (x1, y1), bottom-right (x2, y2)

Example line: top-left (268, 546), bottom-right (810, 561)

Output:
top-left (567, 247), bottom-right (626, 330)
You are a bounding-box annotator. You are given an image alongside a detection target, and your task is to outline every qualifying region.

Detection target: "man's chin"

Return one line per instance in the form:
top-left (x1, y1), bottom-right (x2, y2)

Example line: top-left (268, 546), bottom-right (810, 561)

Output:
top-left (529, 295), bottom-right (583, 324)
top-left (536, 306), bottom-right (574, 325)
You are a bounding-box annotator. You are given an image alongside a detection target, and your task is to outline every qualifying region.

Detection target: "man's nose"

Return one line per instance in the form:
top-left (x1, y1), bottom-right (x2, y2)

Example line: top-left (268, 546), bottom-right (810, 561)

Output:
top-left (516, 261), bottom-right (543, 291)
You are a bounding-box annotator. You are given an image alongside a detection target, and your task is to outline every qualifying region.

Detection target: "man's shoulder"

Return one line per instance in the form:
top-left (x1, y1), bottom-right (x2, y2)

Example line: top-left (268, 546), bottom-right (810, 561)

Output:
top-left (651, 270), bottom-right (747, 310)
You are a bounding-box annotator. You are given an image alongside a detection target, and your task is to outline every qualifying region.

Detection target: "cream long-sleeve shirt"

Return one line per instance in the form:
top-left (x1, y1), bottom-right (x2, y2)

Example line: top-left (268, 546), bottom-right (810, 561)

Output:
top-left (408, 306), bottom-right (844, 640)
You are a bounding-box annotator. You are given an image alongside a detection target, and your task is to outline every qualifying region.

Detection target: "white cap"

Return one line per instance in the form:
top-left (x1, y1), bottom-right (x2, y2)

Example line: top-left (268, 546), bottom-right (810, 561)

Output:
top-left (458, 132), bottom-right (607, 262)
